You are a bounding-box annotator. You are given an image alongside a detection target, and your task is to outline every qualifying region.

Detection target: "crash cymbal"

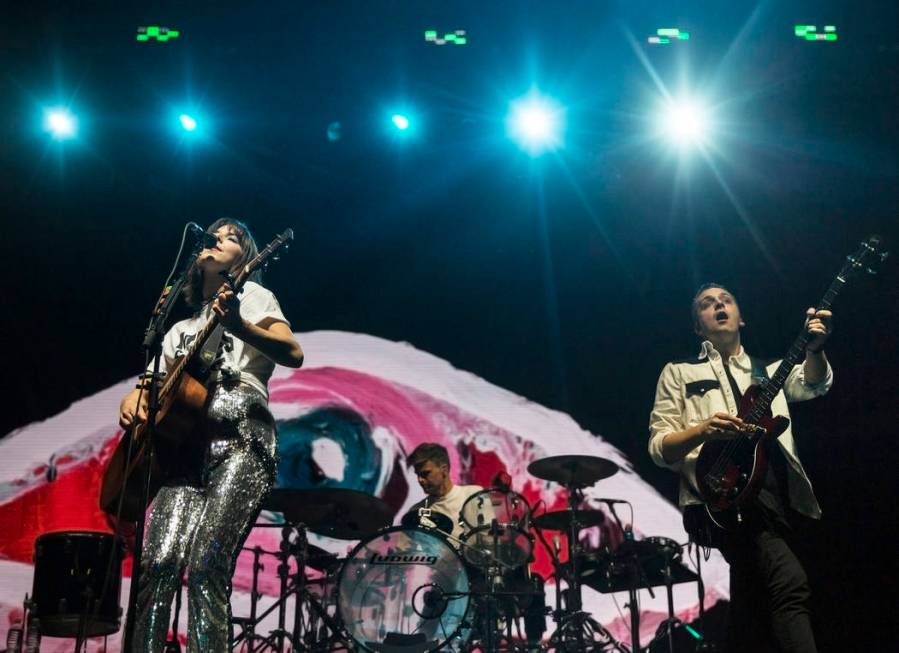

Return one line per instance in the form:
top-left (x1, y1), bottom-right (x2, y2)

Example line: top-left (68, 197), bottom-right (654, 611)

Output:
top-left (532, 509), bottom-right (605, 531)
top-left (263, 488), bottom-right (394, 540)
top-left (527, 455), bottom-right (619, 487)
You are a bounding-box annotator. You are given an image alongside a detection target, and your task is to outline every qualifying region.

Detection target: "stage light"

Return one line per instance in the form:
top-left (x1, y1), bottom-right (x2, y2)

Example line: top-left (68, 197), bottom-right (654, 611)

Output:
top-left (506, 92), bottom-right (565, 156)
top-left (424, 29), bottom-right (467, 46)
top-left (137, 26), bottom-right (180, 42)
top-left (657, 98), bottom-right (710, 147)
top-left (794, 25), bottom-right (838, 41)
top-left (43, 108), bottom-right (77, 140)
top-left (391, 114), bottom-right (410, 130)
top-left (648, 27), bottom-right (690, 45)
top-left (179, 114), bottom-right (198, 131)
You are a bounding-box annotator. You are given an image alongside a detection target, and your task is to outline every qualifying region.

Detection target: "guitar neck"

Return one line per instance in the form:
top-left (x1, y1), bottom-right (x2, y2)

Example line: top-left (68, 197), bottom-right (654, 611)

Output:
top-left (744, 275), bottom-right (845, 423)
top-left (157, 266), bottom-right (254, 400)
top-left (153, 227), bottom-right (294, 400)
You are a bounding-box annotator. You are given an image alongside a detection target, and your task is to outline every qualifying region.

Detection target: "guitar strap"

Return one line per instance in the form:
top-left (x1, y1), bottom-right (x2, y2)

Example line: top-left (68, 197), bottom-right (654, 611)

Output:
top-left (188, 324), bottom-right (226, 383)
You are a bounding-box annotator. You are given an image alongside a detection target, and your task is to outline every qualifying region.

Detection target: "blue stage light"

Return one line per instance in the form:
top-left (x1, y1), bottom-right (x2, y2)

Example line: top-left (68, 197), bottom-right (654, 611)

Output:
top-left (657, 98), bottom-right (710, 147)
top-left (44, 108), bottom-right (77, 140)
top-left (391, 114), bottom-right (410, 130)
top-left (506, 92), bottom-right (565, 156)
top-left (179, 114), bottom-right (198, 131)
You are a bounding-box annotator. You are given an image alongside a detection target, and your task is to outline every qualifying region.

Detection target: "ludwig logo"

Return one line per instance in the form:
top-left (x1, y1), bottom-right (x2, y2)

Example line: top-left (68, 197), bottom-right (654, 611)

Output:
top-left (370, 553), bottom-right (439, 566)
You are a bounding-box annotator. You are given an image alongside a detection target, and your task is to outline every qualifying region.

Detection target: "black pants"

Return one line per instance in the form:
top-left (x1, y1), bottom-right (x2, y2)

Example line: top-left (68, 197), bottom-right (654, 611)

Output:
top-left (717, 517), bottom-right (817, 653)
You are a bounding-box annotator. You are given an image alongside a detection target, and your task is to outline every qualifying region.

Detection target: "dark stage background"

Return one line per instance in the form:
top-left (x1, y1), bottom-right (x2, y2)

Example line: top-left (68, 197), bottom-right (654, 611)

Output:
top-left (2, 1), bottom-right (898, 649)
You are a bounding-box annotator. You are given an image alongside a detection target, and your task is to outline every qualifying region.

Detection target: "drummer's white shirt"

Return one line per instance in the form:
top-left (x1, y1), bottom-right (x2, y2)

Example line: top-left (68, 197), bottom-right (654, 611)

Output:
top-left (412, 484), bottom-right (483, 543)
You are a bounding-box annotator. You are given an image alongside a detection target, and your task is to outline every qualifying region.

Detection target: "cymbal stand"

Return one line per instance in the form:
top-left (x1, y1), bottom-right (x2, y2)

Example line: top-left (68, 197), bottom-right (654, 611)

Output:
top-left (546, 484), bottom-right (629, 653)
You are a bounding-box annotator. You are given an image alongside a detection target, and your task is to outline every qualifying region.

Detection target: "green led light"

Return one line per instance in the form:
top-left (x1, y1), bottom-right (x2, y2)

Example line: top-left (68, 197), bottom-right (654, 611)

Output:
top-left (425, 28), bottom-right (467, 45)
top-left (684, 625), bottom-right (702, 640)
top-left (825, 33), bottom-right (837, 41)
top-left (824, 25), bottom-right (836, 32)
top-left (137, 26), bottom-right (180, 42)
top-left (658, 37), bottom-right (670, 44)
top-left (657, 28), bottom-right (680, 37)
top-left (678, 32), bottom-right (690, 40)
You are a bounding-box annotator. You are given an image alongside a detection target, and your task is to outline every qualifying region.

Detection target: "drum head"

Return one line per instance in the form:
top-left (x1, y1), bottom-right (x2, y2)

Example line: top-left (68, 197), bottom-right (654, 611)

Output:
top-left (459, 489), bottom-right (532, 569)
top-left (338, 526), bottom-right (470, 653)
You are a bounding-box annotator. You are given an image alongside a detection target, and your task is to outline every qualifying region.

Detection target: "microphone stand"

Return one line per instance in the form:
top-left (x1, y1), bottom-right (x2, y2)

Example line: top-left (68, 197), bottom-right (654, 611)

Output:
top-left (121, 239), bottom-right (204, 652)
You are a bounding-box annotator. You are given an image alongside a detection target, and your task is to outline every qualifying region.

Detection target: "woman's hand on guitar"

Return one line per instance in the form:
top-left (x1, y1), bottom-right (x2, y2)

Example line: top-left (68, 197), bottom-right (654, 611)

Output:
top-left (700, 413), bottom-right (745, 441)
top-left (119, 389), bottom-right (148, 429)
top-left (212, 288), bottom-right (245, 332)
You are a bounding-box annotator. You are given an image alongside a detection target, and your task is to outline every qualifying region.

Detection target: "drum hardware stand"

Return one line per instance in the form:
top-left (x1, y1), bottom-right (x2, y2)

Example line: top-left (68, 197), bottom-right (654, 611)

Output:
top-left (230, 523), bottom-right (346, 652)
top-left (545, 484), bottom-right (629, 653)
top-left (74, 585), bottom-right (95, 653)
top-left (647, 549), bottom-right (681, 653)
top-left (604, 501), bottom-right (650, 653)
top-left (163, 581), bottom-right (184, 653)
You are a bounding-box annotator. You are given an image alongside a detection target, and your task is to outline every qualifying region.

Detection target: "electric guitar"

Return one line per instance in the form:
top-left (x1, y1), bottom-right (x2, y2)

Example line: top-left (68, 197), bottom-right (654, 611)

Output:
top-left (99, 229), bottom-right (294, 521)
top-left (694, 235), bottom-right (886, 530)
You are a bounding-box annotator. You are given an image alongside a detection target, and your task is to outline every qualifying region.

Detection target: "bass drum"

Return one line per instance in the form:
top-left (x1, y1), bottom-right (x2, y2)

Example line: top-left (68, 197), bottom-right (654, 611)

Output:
top-left (32, 531), bottom-right (125, 637)
top-left (337, 526), bottom-right (470, 653)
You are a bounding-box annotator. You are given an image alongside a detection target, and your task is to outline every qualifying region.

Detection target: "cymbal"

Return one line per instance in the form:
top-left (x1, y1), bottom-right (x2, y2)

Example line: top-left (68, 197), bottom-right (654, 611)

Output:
top-left (527, 455), bottom-right (619, 487)
top-left (263, 488), bottom-right (394, 540)
top-left (532, 509), bottom-right (605, 531)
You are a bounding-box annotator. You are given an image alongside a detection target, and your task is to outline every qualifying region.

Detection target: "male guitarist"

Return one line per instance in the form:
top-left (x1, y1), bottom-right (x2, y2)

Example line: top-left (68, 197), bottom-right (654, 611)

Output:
top-left (648, 283), bottom-right (832, 653)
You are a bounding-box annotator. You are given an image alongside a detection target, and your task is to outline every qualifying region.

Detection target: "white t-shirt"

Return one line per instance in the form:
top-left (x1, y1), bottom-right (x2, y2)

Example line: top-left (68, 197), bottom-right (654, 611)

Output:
top-left (155, 281), bottom-right (290, 399)
top-left (408, 484), bottom-right (484, 542)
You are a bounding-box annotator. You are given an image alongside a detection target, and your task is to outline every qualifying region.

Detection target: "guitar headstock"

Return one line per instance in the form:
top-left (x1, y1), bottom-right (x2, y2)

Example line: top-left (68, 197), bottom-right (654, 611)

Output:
top-left (239, 228), bottom-right (295, 282)
top-left (842, 235), bottom-right (888, 279)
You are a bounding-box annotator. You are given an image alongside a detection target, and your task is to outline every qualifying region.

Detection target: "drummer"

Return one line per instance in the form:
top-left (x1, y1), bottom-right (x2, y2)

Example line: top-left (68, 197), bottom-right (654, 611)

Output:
top-left (402, 443), bottom-right (484, 544)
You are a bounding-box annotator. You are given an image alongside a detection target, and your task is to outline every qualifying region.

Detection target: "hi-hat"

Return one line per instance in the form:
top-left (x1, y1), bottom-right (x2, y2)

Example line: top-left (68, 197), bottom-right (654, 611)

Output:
top-left (532, 509), bottom-right (605, 531)
top-left (263, 488), bottom-right (394, 540)
top-left (528, 455), bottom-right (619, 487)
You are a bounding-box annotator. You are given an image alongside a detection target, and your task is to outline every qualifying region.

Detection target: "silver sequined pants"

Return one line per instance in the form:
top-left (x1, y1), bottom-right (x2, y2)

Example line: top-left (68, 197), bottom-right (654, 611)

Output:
top-left (133, 383), bottom-right (278, 653)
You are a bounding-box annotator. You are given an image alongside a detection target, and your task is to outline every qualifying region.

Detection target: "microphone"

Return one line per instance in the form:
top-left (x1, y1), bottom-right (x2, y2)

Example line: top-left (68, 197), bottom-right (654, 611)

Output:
top-left (188, 222), bottom-right (218, 248)
top-left (491, 471), bottom-right (512, 490)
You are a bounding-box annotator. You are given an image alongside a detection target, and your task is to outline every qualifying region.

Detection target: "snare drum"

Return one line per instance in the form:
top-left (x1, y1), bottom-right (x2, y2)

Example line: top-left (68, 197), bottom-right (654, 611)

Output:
top-left (337, 526), bottom-right (471, 653)
top-left (32, 531), bottom-right (125, 637)
top-left (459, 489), bottom-right (532, 569)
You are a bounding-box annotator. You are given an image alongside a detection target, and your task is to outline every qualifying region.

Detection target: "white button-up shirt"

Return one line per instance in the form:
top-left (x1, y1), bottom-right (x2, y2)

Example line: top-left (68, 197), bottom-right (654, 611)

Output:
top-left (648, 341), bottom-right (833, 518)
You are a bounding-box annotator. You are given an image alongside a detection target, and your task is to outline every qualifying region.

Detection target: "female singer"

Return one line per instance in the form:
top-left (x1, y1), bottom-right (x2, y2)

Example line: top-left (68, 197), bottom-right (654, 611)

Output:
top-left (118, 218), bottom-right (303, 651)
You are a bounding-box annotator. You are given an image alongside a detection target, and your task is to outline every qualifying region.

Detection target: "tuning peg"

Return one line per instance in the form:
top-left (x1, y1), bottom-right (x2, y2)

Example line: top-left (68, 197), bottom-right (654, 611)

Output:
top-left (880, 251), bottom-right (890, 261)
top-left (866, 267), bottom-right (878, 275)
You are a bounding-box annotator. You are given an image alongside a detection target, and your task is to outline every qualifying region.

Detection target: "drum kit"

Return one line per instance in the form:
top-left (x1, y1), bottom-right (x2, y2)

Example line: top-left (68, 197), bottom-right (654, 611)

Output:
top-left (228, 454), bottom-right (702, 653)
top-left (18, 455), bottom-right (702, 653)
